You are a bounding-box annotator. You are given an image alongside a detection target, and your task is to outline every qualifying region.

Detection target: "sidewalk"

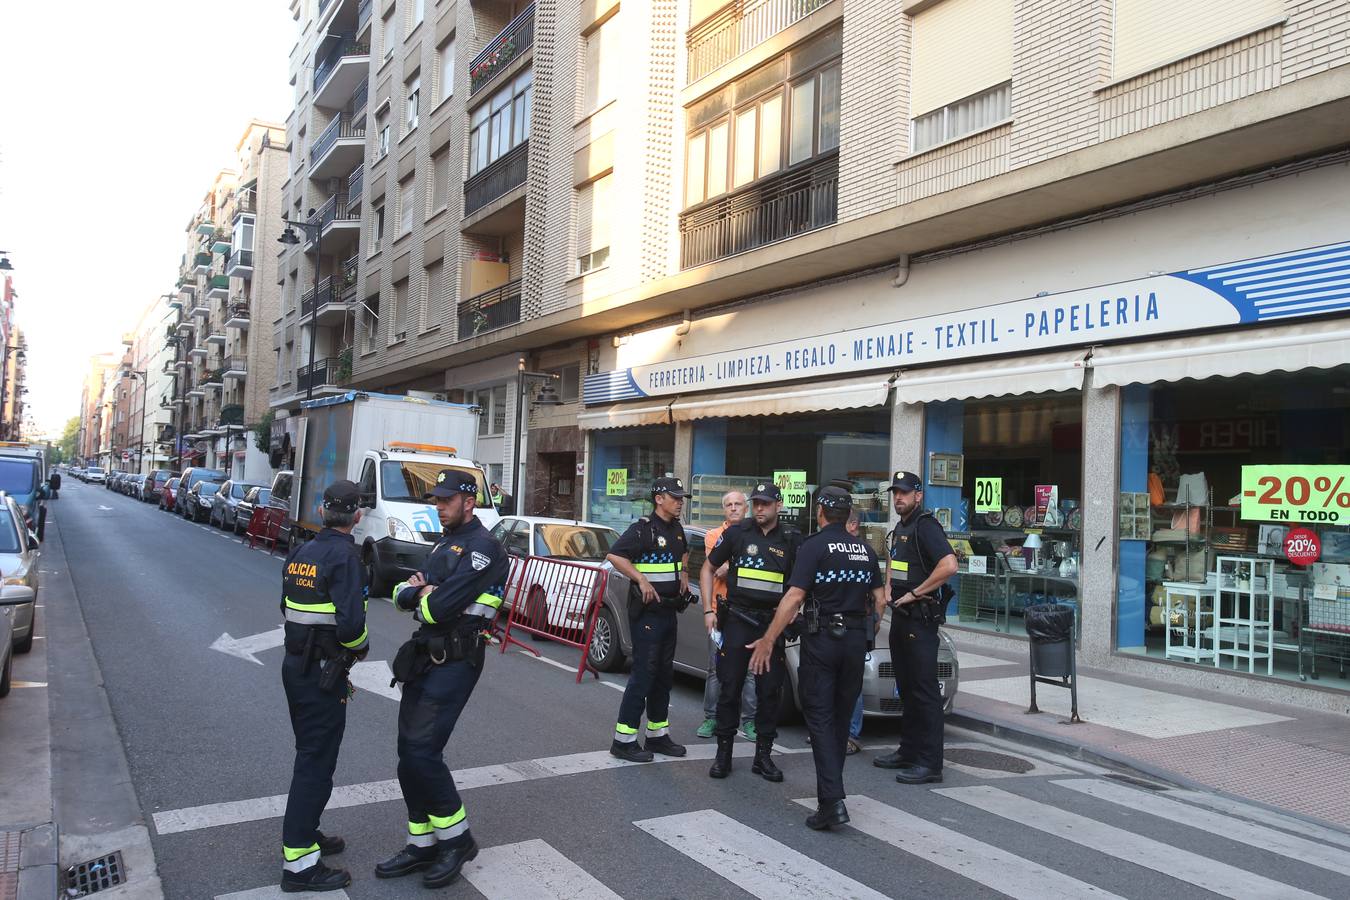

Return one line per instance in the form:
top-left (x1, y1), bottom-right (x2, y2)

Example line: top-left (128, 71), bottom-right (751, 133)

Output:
top-left (947, 640), bottom-right (1350, 833)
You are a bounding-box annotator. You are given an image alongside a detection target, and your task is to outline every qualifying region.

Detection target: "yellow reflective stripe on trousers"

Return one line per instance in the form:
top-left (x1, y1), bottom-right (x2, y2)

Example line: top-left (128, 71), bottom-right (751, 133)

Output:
top-left (407, 820), bottom-right (435, 835)
top-left (282, 844), bottom-right (320, 871)
top-left (285, 598), bottom-right (338, 613)
top-left (429, 806), bottom-right (469, 840)
top-left (646, 719), bottom-right (670, 737)
top-left (340, 627), bottom-right (368, 649)
top-left (614, 722), bottom-right (639, 742)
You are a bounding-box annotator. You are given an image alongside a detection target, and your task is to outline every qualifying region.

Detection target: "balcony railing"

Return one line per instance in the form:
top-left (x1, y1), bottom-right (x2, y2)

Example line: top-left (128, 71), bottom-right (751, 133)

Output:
top-left (351, 79), bottom-right (369, 118)
top-left (310, 112), bottom-right (366, 169)
top-left (314, 36), bottom-right (370, 95)
top-left (223, 357), bottom-right (248, 377)
top-left (233, 189), bottom-right (257, 217)
top-left (347, 163), bottom-right (364, 203)
top-left (357, 0), bottom-right (373, 33)
top-left (317, 193), bottom-right (361, 233)
top-left (342, 254), bottom-right (360, 297)
top-left (298, 357), bottom-right (343, 392)
top-left (226, 302), bottom-right (251, 329)
top-left (679, 150), bottom-right (837, 269)
top-left (464, 141), bottom-right (529, 216)
top-left (469, 2), bottom-right (535, 96)
top-left (687, 0), bottom-right (831, 83)
top-left (226, 248), bottom-right (254, 275)
top-left (300, 276), bottom-right (349, 318)
top-left (457, 279), bottom-right (522, 340)
top-left (207, 274), bottom-right (230, 296)
top-left (193, 252), bottom-right (212, 271)
top-left (219, 404), bottom-right (245, 426)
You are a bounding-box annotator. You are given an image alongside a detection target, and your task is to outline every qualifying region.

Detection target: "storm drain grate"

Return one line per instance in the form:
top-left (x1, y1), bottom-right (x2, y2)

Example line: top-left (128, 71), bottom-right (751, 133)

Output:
top-left (944, 748), bottom-right (1036, 773)
top-left (62, 851), bottom-right (125, 896)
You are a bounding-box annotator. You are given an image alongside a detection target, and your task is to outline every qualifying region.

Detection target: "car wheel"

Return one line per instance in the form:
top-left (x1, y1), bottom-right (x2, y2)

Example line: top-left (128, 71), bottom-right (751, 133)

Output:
top-left (14, 624), bottom-right (33, 654)
top-left (0, 651), bottom-right (11, 698)
top-left (362, 544), bottom-right (390, 598)
top-left (587, 605), bottom-right (624, 672)
top-left (524, 587), bottom-right (551, 639)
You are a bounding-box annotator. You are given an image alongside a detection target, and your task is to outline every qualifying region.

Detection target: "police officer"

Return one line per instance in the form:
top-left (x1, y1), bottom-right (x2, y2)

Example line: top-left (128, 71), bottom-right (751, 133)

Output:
top-left (279, 480), bottom-right (369, 893)
top-left (749, 486), bottom-right (886, 830)
top-left (872, 471), bottom-right (958, 785)
top-left (375, 470), bottom-right (509, 889)
top-left (702, 481), bottom-right (795, 782)
top-left (605, 476), bottom-right (690, 763)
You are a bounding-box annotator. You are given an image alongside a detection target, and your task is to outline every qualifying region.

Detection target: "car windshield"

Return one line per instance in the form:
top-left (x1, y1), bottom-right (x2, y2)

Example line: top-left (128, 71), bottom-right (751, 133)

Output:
top-left (534, 524), bottom-right (619, 561)
top-left (0, 507), bottom-right (20, 553)
top-left (199, 483), bottom-right (221, 496)
top-left (232, 483), bottom-right (254, 499)
top-left (167, 479), bottom-right (179, 489)
top-left (380, 461), bottom-right (488, 506)
top-left (89, 468), bottom-right (105, 475)
top-left (256, 489), bottom-right (271, 505)
top-left (0, 458), bottom-right (39, 495)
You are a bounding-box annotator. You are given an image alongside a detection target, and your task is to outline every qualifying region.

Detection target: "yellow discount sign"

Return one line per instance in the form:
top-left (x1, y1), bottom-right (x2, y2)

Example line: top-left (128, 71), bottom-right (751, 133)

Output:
top-left (605, 468), bottom-right (628, 497)
top-left (774, 470), bottom-right (808, 508)
top-left (974, 477), bottom-right (1003, 513)
top-left (1240, 465), bottom-right (1350, 524)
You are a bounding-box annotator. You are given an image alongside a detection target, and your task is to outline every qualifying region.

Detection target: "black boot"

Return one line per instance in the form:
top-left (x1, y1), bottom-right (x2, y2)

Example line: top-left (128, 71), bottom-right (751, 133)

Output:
top-left (281, 861), bottom-right (351, 893)
top-left (610, 739), bottom-right (654, 763)
top-left (374, 844), bottom-right (438, 879)
top-left (708, 735), bottom-right (734, 779)
top-left (872, 748), bottom-right (910, 769)
top-left (751, 739), bottom-right (783, 783)
top-left (645, 734), bottom-right (687, 757)
top-left (805, 799), bottom-right (850, 831)
top-left (895, 764), bottom-right (943, 784)
top-left (316, 831), bottom-right (344, 856)
top-left (422, 837), bottom-right (479, 889)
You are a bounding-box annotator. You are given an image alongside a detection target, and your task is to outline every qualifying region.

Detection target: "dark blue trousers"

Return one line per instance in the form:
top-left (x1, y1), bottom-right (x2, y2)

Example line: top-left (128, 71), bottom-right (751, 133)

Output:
top-left (616, 608), bottom-right (677, 734)
top-left (798, 630), bottom-right (866, 803)
top-left (889, 615), bottom-right (944, 770)
top-left (281, 651), bottom-right (347, 852)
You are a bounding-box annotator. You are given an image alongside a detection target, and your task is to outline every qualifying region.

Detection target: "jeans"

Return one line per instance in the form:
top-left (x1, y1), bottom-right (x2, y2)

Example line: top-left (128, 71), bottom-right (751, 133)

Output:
top-left (702, 635), bottom-right (757, 721)
top-left (849, 691), bottom-right (864, 740)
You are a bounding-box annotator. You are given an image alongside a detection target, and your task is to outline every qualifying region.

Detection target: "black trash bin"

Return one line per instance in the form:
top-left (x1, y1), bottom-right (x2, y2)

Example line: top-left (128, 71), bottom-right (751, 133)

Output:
top-left (1024, 602), bottom-right (1080, 722)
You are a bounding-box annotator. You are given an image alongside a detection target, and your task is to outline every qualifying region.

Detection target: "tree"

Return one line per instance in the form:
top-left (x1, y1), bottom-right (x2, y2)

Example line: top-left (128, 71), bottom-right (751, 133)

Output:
top-left (58, 416), bottom-right (79, 464)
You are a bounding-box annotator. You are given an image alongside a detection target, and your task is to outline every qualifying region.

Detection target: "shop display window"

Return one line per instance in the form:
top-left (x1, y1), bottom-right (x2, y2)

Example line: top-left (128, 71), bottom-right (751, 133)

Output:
top-left (926, 393), bottom-right (1084, 636)
top-left (1116, 367), bottom-right (1350, 692)
top-left (587, 426), bottom-right (675, 532)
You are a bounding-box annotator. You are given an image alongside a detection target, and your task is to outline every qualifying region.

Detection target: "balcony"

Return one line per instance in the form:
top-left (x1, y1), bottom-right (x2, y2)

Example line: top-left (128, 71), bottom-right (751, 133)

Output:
top-left (193, 252), bottom-right (212, 275)
top-left (457, 279), bottom-right (521, 341)
top-left (464, 141), bottom-right (529, 218)
top-left (687, 0), bottom-right (831, 84)
top-left (226, 248), bottom-right (254, 278)
top-left (195, 221), bottom-right (216, 236)
top-left (219, 405), bottom-right (245, 427)
top-left (201, 369), bottom-right (224, 390)
top-left (225, 302), bottom-right (251, 330)
top-left (314, 36), bottom-right (370, 109)
top-left (300, 275), bottom-right (355, 325)
top-left (211, 230), bottom-right (232, 254)
top-left (189, 345), bottom-right (209, 359)
top-left (341, 254), bottom-right (360, 299)
top-left (679, 150), bottom-right (837, 269)
top-left (347, 163), bottom-right (364, 204)
top-left (310, 112), bottom-right (367, 180)
top-left (167, 293), bottom-right (185, 311)
top-left (470, 2), bottom-right (534, 96)
top-left (207, 274), bottom-right (230, 299)
top-left (316, 193), bottom-right (361, 241)
top-left (297, 357), bottom-right (344, 393)
top-left (191, 295), bottom-right (211, 317)
top-left (174, 357), bottom-right (191, 369)
top-left (186, 386), bottom-right (206, 399)
top-left (357, 0), bottom-right (373, 36)
top-left (205, 330), bottom-right (227, 346)
top-left (233, 189), bottom-right (257, 219)
top-left (223, 356), bottom-right (248, 379)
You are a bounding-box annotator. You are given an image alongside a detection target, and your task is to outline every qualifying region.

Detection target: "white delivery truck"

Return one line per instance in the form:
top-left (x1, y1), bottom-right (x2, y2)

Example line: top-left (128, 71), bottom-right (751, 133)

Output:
top-left (290, 391), bottom-right (498, 595)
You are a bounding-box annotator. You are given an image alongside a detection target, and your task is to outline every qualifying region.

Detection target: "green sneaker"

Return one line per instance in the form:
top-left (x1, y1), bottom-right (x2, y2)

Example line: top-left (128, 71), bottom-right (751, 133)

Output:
top-left (696, 718), bottom-right (717, 738)
top-left (740, 720), bottom-right (757, 741)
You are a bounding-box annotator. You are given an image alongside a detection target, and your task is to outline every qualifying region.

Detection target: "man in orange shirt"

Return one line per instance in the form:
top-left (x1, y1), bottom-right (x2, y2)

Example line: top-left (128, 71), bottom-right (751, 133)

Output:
top-left (697, 491), bottom-right (758, 739)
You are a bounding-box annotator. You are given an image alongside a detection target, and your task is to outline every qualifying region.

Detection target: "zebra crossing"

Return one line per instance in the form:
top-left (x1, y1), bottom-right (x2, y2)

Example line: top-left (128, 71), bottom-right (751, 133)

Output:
top-left (215, 775), bottom-right (1350, 899)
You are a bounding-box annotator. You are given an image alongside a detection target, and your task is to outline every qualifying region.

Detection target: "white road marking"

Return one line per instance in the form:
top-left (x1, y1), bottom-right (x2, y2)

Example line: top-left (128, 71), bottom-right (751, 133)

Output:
top-left (98, 505), bottom-right (112, 510)
top-left (519, 649), bottom-right (625, 692)
top-left (210, 627), bottom-right (287, 665)
top-left (1163, 788), bottom-right (1350, 851)
top-left (939, 785), bottom-right (1328, 900)
top-left (215, 886), bottom-right (349, 899)
top-left (1055, 778), bottom-right (1350, 878)
top-left (636, 809), bottom-right (889, 900)
top-left (154, 742), bottom-right (787, 835)
top-left (462, 839), bottom-right (623, 900)
top-left (958, 675), bottom-right (1291, 738)
top-left (347, 659), bottom-right (400, 701)
top-left (954, 652), bottom-right (1017, 669)
top-left (12, 681), bottom-right (48, 688)
top-left (795, 795), bottom-right (1121, 899)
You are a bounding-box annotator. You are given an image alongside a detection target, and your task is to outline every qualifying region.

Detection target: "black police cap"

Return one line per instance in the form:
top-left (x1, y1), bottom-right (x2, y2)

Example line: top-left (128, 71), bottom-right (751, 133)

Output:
top-left (323, 479), bottom-right (361, 513)
top-left (888, 470), bottom-right (923, 492)
top-left (425, 469), bottom-right (479, 499)
top-left (816, 485), bottom-right (852, 510)
top-left (749, 482), bottom-right (782, 502)
top-left (652, 476), bottom-right (687, 498)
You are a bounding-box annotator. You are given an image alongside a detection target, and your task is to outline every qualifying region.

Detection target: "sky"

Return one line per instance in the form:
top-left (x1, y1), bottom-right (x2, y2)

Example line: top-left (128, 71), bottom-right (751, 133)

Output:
top-left (0, 1), bottom-right (296, 437)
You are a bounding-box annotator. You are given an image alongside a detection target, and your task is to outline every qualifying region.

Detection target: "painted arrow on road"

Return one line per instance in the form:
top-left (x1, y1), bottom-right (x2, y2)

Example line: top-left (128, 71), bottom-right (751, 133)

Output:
top-left (210, 627), bottom-right (286, 665)
top-left (348, 659), bottom-right (400, 701)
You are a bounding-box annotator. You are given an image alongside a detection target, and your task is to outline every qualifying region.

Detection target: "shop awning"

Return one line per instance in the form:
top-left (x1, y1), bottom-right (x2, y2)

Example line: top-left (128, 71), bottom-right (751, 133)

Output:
top-left (668, 375), bottom-right (894, 421)
top-left (1089, 321), bottom-right (1350, 387)
top-left (893, 350), bottom-right (1089, 404)
top-left (577, 401), bottom-right (676, 430)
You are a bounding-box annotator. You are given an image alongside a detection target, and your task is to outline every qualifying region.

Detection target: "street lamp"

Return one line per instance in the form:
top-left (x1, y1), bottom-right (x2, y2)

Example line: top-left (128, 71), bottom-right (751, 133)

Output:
top-left (510, 358), bottom-right (562, 516)
top-left (121, 366), bottom-right (149, 473)
top-left (0, 250), bottom-right (13, 272)
top-left (278, 212), bottom-right (322, 401)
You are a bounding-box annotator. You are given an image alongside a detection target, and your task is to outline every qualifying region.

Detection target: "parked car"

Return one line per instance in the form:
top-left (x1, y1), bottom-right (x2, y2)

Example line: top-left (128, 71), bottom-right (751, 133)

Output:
top-left (142, 470), bottom-right (179, 503)
top-left (0, 584), bottom-right (35, 698)
top-left (233, 486), bottom-right (272, 535)
top-left (85, 467), bottom-right (107, 484)
top-left (128, 474), bottom-right (148, 497)
top-left (0, 454), bottom-right (50, 541)
top-left (159, 477), bottom-right (181, 512)
top-left (492, 516), bottom-right (622, 633)
top-left (568, 522), bottom-right (960, 720)
top-left (185, 481), bottom-right (222, 523)
top-left (176, 467), bottom-right (226, 517)
top-left (0, 494), bottom-right (38, 655)
top-left (210, 480), bottom-right (263, 531)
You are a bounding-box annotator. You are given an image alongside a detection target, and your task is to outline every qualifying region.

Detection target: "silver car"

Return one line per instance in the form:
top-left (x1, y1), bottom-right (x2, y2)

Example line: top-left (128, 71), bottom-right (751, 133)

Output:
top-left (581, 524), bottom-right (959, 720)
top-left (0, 494), bottom-right (39, 654)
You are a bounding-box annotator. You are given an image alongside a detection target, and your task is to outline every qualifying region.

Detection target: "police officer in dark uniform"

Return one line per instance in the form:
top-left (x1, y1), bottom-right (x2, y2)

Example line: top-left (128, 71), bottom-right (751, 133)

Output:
top-left (749, 486), bottom-right (886, 830)
top-left (702, 481), bottom-right (795, 782)
top-left (279, 480), bottom-right (368, 893)
top-left (375, 470), bottom-right (509, 889)
top-left (872, 471), bottom-right (958, 785)
top-left (606, 476), bottom-right (691, 763)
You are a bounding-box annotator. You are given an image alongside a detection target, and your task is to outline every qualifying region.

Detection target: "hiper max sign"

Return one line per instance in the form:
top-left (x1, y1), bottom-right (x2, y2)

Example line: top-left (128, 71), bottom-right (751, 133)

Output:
top-left (583, 241), bottom-right (1350, 405)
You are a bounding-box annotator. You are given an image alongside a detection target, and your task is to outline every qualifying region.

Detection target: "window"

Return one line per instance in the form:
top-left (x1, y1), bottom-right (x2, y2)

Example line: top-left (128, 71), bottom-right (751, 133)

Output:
top-left (909, 0), bottom-right (1012, 144)
top-left (410, 0), bottom-right (424, 30)
top-left (421, 259), bottom-right (442, 330)
top-left (429, 147), bottom-right (449, 214)
top-left (390, 279), bottom-right (408, 342)
top-left (232, 215), bottom-right (255, 253)
top-left (1114, 0), bottom-right (1282, 80)
top-left (398, 176), bottom-right (415, 236)
top-left (492, 384), bottom-right (507, 434)
top-left (382, 9), bottom-right (397, 59)
top-left (375, 106), bottom-right (390, 160)
top-left (470, 385), bottom-right (508, 436)
top-left (583, 13), bottom-right (619, 114)
top-left (362, 297), bottom-right (380, 352)
top-left (911, 81), bottom-right (1010, 153)
top-left (405, 74), bottom-right (420, 134)
top-left (576, 173), bottom-right (612, 275)
top-left (370, 203), bottom-right (385, 255)
top-left (545, 363), bottom-right (581, 403)
top-left (468, 69), bottom-right (532, 176)
top-left (436, 38), bottom-right (455, 104)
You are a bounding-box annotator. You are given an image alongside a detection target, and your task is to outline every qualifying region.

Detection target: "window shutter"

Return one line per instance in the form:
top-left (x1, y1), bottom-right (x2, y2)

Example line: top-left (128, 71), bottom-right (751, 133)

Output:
top-left (1114, 0), bottom-right (1283, 81)
top-left (910, 0), bottom-right (1013, 117)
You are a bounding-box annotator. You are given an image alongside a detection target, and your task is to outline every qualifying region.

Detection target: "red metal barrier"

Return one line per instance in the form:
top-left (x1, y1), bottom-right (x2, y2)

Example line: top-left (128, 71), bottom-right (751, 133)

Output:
top-left (498, 555), bottom-right (607, 683)
top-left (246, 506), bottom-right (288, 554)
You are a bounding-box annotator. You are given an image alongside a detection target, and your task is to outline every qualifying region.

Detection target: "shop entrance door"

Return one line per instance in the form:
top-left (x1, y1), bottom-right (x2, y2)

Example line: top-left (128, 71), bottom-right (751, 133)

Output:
top-left (542, 452), bottom-right (577, 519)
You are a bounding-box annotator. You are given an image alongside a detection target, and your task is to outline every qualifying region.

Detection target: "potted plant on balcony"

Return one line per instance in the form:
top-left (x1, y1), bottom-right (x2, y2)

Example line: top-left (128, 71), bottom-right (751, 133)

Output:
top-left (336, 346), bottom-right (353, 384)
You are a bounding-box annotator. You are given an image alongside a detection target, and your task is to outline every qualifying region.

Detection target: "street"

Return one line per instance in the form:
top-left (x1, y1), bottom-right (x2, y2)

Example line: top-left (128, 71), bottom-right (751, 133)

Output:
top-left (24, 479), bottom-right (1350, 899)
